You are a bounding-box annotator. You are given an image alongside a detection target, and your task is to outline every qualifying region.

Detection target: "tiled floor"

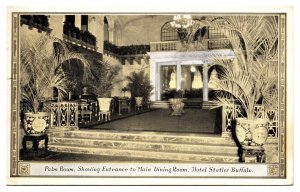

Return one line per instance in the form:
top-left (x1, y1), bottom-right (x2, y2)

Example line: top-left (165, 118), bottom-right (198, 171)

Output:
top-left (91, 108), bottom-right (222, 134)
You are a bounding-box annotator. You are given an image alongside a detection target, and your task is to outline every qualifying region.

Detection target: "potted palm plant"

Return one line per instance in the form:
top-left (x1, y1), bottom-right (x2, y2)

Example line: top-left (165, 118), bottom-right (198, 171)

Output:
top-left (89, 60), bottom-right (120, 120)
top-left (20, 34), bottom-right (91, 135)
top-left (125, 71), bottom-right (153, 110)
top-left (211, 16), bottom-right (278, 149)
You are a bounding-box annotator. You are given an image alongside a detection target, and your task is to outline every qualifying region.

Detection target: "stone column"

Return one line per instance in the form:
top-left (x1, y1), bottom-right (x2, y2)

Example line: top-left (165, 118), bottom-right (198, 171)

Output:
top-left (74, 15), bottom-right (81, 29)
top-left (149, 59), bottom-right (157, 101)
top-left (176, 63), bottom-right (182, 91)
top-left (202, 63), bottom-right (208, 101)
top-left (108, 27), bottom-right (115, 43)
top-left (88, 15), bottom-right (104, 53)
top-left (48, 15), bottom-right (64, 39)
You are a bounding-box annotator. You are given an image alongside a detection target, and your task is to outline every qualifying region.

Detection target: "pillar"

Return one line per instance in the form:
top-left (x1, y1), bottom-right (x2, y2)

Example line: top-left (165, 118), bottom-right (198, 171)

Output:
top-left (74, 15), bottom-right (81, 29)
top-left (48, 15), bottom-right (64, 39)
top-left (202, 63), bottom-right (208, 101)
top-left (149, 59), bottom-right (157, 101)
top-left (108, 27), bottom-right (115, 43)
top-left (88, 15), bottom-right (104, 53)
top-left (176, 63), bottom-right (182, 91)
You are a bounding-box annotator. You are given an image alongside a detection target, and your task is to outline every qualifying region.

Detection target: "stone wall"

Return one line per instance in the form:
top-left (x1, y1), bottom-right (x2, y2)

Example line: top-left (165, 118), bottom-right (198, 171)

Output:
top-left (117, 15), bottom-right (173, 46)
top-left (88, 15), bottom-right (104, 53)
top-left (20, 23), bottom-right (47, 41)
top-left (103, 53), bottom-right (151, 97)
top-left (48, 15), bottom-right (64, 39)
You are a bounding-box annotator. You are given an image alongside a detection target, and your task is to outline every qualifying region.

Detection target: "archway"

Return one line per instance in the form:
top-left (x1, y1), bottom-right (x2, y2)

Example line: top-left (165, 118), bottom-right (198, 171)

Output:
top-left (103, 15), bottom-right (115, 43)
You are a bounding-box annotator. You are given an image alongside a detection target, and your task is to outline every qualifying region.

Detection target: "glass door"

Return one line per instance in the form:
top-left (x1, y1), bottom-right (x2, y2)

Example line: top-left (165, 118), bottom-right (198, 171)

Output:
top-left (160, 65), bottom-right (177, 101)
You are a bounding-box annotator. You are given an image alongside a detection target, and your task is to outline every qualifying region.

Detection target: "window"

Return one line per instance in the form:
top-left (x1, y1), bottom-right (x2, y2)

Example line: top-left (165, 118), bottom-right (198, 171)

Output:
top-left (194, 27), bottom-right (207, 41)
top-left (65, 15), bottom-right (75, 26)
top-left (208, 17), bottom-right (231, 49)
top-left (81, 15), bottom-right (88, 32)
top-left (104, 16), bottom-right (109, 42)
top-left (161, 22), bottom-right (178, 41)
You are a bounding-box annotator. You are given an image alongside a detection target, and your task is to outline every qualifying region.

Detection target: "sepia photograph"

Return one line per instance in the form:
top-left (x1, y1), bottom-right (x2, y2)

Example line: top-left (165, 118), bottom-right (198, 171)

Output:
top-left (6, 4), bottom-right (294, 186)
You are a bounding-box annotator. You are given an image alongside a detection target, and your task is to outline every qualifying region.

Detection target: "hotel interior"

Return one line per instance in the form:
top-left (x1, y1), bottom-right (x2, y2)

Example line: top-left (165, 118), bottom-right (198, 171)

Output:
top-left (18, 14), bottom-right (280, 163)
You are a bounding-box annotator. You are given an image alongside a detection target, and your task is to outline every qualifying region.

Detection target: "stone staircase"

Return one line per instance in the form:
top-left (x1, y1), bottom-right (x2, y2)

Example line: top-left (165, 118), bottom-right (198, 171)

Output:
top-left (151, 100), bottom-right (219, 109)
top-left (48, 130), bottom-right (239, 162)
top-left (202, 101), bottom-right (220, 110)
top-left (183, 100), bottom-right (202, 108)
top-left (151, 101), bottom-right (170, 109)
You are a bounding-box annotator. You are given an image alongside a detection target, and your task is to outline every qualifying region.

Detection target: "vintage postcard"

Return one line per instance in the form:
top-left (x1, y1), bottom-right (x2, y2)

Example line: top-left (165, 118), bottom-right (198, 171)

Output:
top-left (7, 6), bottom-right (293, 185)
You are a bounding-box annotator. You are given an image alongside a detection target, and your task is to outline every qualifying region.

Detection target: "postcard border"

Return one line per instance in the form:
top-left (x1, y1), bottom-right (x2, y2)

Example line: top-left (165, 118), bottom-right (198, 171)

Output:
top-left (7, 9), bottom-right (293, 185)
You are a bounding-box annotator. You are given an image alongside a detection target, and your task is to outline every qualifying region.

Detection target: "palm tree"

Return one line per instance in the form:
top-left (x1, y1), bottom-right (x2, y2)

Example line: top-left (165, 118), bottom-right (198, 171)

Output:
top-left (89, 60), bottom-right (121, 98)
top-left (20, 34), bottom-right (91, 113)
top-left (126, 71), bottom-right (153, 100)
top-left (211, 16), bottom-right (278, 120)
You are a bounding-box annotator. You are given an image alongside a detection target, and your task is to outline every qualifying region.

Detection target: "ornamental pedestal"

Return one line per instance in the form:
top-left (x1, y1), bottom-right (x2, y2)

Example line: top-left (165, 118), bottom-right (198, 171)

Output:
top-left (235, 118), bottom-right (269, 163)
top-left (169, 98), bottom-right (185, 116)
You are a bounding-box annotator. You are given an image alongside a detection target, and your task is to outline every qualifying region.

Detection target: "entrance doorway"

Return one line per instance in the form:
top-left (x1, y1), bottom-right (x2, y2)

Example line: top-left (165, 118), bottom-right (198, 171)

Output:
top-left (160, 64), bottom-right (205, 101)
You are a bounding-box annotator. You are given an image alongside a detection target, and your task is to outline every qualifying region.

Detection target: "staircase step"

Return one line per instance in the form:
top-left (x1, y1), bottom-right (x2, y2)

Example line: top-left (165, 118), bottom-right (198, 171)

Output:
top-left (151, 101), bottom-right (170, 109)
top-left (51, 137), bottom-right (238, 155)
top-left (48, 144), bottom-right (239, 163)
top-left (202, 101), bottom-right (220, 110)
top-left (183, 101), bottom-right (202, 107)
top-left (50, 130), bottom-right (236, 145)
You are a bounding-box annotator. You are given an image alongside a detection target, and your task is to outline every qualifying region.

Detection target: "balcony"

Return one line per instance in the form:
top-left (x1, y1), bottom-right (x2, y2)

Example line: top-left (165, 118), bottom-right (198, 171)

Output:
top-left (20, 15), bottom-right (52, 33)
top-left (63, 23), bottom-right (97, 51)
top-left (104, 41), bottom-right (150, 65)
top-left (63, 34), bottom-right (97, 52)
top-left (150, 38), bottom-right (231, 52)
top-left (104, 41), bottom-right (150, 56)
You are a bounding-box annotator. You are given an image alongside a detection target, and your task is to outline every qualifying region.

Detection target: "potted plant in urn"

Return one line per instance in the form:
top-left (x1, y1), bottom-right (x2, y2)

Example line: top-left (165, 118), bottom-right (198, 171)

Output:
top-left (20, 34), bottom-right (91, 135)
top-left (125, 71), bottom-right (153, 111)
top-left (169, 89), bottom-right (185, 116)
top-left (211, 16), bottom-right (278, 161)
top-left (89, 60), bottom-right (120, 121)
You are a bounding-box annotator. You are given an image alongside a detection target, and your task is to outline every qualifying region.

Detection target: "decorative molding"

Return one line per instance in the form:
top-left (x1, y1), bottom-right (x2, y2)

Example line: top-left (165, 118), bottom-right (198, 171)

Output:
top-left (19, 163), bottom-right (30, 176)
top-left (148, 49), bottom-right (235, 63)
top-left (279, 13), bottom-right (286, 178)
top-left (11, 13), bottom-right (19, 177)
top-left (267, 164), bottom-right (280, 176)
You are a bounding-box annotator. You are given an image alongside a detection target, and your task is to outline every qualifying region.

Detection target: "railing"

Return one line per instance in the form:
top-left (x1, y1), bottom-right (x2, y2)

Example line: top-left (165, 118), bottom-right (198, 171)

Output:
top-left (150, 41), bottom-right (178, 52)
top-left (63, 34), bottom-right (97, 51)
top-left (20, 15), bottom-right (52, 33)
top-left (150, 39), bottom-right (231, 52)
top-left (222, 104), bottom-right (278, 138)
top-left (104, 40), bottom-right (150, 56)
top-left (49, 102), bottom-right (78, 128)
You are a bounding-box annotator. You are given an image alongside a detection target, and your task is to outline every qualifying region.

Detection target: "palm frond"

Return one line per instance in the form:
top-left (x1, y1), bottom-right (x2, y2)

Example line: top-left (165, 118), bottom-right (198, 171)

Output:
top-left (211, 16), bottom-right (278, 119)
top-left (20, 33), bottom-right (92, 112)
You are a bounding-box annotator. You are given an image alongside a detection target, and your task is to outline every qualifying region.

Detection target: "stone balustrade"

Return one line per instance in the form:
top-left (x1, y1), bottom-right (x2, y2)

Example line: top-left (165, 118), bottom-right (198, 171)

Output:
top-left (150, 39), bottom-right (231, 52)
top-left (63, 34), bottom-right (97, 51)
top-left (150, 41), bottom-right (178, 52)
top-left (49, 102), bottom-right (78, 128)
top-left (221, 104), bottom-right (278, 138)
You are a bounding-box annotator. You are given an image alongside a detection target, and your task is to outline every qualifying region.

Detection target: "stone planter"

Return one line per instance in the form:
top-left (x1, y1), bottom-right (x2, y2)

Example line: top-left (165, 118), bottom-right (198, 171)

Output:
top-left (235, 118), bottom-right (269, 162)
top-left (135, 97), bottom-right (143, 109)
top-left (97, 98), bottom-right (112, 121)
top-left (23, 112), bottom-right (50, 135)
top-left (169, 98), bottom-right (185, 116)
